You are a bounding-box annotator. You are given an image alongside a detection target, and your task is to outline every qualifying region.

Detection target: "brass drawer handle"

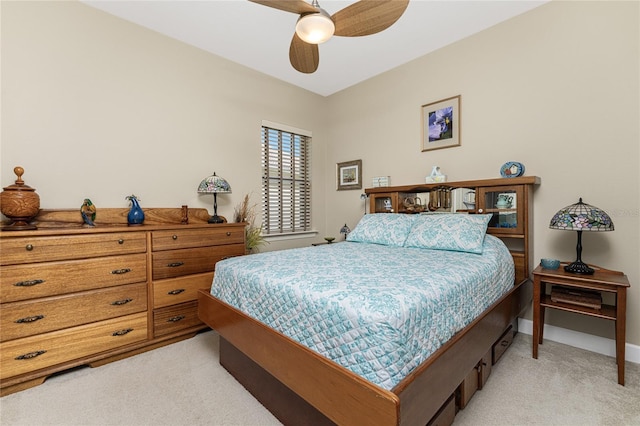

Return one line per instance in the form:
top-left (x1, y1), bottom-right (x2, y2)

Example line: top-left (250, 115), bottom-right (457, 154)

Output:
top-left (118, 239), bottom-right (124, 244)
top-left (14, 279), bottom-right (45, 287)
top-left (15, 315), bottom-right (45, 324)
top-left (15, 350), bottom-right (47, 360)
top-left (111, 298), bottom-right (133, 306)
top-left (167, 262), bottom-right (184, 268)
top-left (172, 235), bottom-right (178, 240)
top-left (112, 328), bottom-right (133, 336)
top-left (167, 289), bottom-right (185, 295)
top-left (111, 268), bottom-right (132, 275)
top-left (25, 244), bottom-right (34, 251)
top-left (226, 232), bottom-right (231, 236)
top-left (167, 315), bottom-right (185, 323)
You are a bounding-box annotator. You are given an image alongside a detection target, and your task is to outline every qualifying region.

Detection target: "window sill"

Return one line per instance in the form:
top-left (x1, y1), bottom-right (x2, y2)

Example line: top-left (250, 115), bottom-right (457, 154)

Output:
top-left (263, 230), bottom-right (318, 242)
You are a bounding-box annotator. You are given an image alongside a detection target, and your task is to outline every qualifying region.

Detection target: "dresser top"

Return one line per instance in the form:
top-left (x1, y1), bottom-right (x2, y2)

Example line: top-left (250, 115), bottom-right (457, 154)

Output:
top-left (1, 207), bottom-right (246, 237)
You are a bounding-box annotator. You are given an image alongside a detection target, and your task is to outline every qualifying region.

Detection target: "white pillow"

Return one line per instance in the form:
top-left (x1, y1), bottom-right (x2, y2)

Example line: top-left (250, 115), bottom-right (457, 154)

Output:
top-left (346, 214), bottom-right (416, 247)
top-left (404, 213), bottom-right (492, 254)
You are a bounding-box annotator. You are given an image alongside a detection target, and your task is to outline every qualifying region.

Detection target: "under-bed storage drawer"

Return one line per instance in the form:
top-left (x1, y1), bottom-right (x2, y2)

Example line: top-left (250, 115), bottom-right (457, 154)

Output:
top-left (427, 394), bottom-right (455, 426)
top-left (457, 349), bottom-right (492, 410)
top-left (153, 301), bottom-right (201, 337)
top-left (0, 312), bottom-right (148, 380)
top-left (492, 325), bottom-right (514, 364)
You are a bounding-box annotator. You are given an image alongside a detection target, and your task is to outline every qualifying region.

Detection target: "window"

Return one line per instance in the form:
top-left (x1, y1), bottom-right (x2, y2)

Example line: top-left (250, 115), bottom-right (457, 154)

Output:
top-left (261, 122), bottom-right (311, 235)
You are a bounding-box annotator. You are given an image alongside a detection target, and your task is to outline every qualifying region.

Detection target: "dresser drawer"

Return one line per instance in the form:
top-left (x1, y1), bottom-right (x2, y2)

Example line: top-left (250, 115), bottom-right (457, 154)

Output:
top-left (151, 227), bottom-right (245, 251)
top-left (0, 232), bottom-right (147, 265)
top-left (1, 283), bottom-right (147, 342)
top-left (0, 254), bottom-right (147, 303)
top-left (153, 301), bottom-right (202, 337)
top-left (153, 272), bottom-right (214, 309)
top-left (0, 312), bottom-right (148, 380)
top-left (152, 244), bottom-right (244, 280)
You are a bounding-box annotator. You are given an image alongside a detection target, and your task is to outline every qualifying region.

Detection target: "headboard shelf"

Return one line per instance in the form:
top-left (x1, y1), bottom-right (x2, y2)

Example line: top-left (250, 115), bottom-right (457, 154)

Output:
top-left (365, 176), bottom-right (540, 284)
top-left (364, 176), bottom-right (540, 195)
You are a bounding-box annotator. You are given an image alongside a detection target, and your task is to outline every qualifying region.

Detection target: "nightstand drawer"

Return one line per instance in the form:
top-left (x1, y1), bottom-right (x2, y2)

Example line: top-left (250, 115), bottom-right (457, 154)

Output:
top-left (1, 283), bottom-right (147, 341)
top-left (152, 227), bottom-right (245, 251)
top-left (0, 254), bottom-right (147, 303)
top-left (0, 312), bottom-right (148, 380)
top-left (0, 233), bottom-right (146, 265)
top-left (152, 244), bottom-right (245, 280)
top-left (153, 301), bottom-right (202, 337)
top-left (153, 272), bottom-right (214, 308)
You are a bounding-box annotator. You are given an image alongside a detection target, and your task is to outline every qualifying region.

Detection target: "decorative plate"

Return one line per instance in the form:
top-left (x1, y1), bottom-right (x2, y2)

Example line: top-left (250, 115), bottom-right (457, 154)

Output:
top-left (500, 162), bottom-right (525, 178)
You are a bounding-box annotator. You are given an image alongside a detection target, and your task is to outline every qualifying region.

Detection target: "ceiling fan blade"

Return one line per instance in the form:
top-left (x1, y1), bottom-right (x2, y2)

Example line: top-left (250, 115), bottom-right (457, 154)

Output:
top-left (248, 0), bottom-right (318, 15)
top-left (332, 0), bottom-right (409, 37)
top-left (289, 33), bottom-right (319, 73)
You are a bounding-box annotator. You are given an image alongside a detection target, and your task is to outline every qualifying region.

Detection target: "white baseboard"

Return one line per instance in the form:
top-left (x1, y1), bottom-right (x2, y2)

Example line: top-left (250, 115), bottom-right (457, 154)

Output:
top-left (518, 318), bottom-right (640, 364)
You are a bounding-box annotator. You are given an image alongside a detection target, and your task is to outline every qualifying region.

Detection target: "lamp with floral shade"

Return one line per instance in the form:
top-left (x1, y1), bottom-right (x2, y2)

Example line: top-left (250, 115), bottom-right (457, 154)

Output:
top-left (197, 172), bottom-right (231, 224)
top-left (549, 198), bottom-right (614, 274)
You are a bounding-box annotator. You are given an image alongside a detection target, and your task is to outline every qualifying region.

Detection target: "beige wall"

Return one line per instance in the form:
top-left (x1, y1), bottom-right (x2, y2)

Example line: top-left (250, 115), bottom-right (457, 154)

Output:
top-left (325, 1), bottom-right (639, 345)
top-left (0, 0), bottom-right (329, 253)
top-left (2, 2), bottom-right (638, 345)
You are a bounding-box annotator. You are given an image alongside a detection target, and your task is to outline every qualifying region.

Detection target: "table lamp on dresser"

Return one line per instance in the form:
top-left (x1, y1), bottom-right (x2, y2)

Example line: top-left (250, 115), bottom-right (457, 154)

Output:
top-left (549, 197), bottom-right (614, 274)
top-left (197, 172), bottom-right (231, 224)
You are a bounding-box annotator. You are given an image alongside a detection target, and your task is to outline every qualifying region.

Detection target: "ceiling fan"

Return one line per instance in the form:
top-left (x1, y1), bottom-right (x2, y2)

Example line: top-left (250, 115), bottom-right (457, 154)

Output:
top-left (249, 0), bottom-right (410, 74)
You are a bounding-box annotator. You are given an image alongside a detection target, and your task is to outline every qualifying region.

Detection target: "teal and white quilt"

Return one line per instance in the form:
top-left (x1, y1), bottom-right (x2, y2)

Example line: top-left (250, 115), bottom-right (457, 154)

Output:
top-left (210, 235), bottom-right (513, 390)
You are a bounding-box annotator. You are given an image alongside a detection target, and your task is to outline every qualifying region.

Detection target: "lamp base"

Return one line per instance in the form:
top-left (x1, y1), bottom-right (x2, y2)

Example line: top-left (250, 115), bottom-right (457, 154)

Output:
top-left (208, 215), bottom-right (225, 224)
top-left (564, 260), bottom-right (594, 275)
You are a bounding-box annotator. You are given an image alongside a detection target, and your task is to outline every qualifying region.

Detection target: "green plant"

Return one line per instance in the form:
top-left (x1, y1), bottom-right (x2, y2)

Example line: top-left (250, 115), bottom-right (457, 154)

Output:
top-left (233, 194), bottom-right (267, 253)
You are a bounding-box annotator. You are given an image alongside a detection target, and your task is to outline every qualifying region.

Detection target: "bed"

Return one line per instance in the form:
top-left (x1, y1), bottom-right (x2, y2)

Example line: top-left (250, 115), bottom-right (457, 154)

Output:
top-left (198, 177), bottom-right (539, 426)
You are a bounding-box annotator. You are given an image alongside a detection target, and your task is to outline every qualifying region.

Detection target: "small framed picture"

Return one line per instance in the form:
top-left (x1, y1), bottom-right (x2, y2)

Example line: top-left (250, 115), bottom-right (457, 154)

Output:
top-left (421, 95), bottom-right (461, 152)
top-left (337, 160), bottom-right (362, 191)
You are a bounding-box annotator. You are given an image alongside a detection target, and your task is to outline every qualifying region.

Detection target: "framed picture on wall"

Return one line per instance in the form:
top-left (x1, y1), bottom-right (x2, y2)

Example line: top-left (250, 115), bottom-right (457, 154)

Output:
top-left (421, 95), bottom-right (461, 151)
top-left (337, 160), bottom-right (362, 191)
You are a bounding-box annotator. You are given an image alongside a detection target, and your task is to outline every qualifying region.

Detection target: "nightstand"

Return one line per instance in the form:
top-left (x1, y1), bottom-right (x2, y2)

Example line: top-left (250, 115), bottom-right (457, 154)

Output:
top-left (532, 263), bottom-right (630, 385)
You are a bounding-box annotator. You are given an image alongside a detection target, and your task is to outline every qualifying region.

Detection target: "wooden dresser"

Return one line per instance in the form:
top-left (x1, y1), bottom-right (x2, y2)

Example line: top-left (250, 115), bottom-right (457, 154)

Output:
top-left (0, 208), bottom-right (245, 396)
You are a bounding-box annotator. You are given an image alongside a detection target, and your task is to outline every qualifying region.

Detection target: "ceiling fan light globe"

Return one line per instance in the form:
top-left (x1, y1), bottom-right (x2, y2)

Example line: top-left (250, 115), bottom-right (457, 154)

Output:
top-left (296, 12), bottom-right (335, 44)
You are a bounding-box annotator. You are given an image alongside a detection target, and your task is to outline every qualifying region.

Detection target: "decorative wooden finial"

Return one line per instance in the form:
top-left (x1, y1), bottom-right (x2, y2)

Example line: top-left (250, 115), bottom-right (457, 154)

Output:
top-left (13, 166), bottom-right (25, 185)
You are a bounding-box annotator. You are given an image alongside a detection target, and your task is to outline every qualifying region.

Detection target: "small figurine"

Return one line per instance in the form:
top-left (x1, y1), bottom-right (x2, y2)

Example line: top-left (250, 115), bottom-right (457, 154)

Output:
top-left (125, 194), bottom-right (145, 226)
top-left (426, 166), bottom-right (446, 183)
top-left (80, 198), bottom-right (96, 226)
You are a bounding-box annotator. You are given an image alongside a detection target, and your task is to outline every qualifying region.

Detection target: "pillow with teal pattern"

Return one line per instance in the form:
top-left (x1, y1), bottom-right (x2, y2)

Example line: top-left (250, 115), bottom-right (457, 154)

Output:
top-left (404, 213), bottom-right (492, 254)
top-left (346, 214), bottom-right (416, 247)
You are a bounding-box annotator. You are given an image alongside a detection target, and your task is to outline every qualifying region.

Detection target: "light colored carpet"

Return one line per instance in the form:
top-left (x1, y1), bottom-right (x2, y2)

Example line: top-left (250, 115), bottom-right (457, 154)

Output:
top-left (1, 330), bottom-right (638, 425)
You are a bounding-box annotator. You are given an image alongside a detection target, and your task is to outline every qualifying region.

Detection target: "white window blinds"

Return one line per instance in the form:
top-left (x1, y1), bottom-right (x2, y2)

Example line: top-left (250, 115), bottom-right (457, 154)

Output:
top-left (261, 125), bottom-right (311, 235)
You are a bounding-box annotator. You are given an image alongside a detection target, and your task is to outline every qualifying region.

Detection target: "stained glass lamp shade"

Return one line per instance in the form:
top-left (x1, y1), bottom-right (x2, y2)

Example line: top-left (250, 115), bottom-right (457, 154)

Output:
top-left (549, 198), bottom-right (614, 274)
top-left (340, 223), bottom-right (351, 240)
top-left (197, 172), bottom-right (231, 224)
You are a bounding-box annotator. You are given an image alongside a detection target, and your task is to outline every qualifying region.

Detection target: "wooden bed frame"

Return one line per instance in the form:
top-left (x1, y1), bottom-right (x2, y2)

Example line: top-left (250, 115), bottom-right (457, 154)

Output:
top-left (198, 177), bottom-right (539, 425)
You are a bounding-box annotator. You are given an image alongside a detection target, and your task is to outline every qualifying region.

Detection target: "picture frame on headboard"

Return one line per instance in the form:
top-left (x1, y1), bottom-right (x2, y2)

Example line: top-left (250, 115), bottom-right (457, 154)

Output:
top-left (337, 160), bottom-right (362, 191)
top-left (421, 95), bottom-right (461, 152)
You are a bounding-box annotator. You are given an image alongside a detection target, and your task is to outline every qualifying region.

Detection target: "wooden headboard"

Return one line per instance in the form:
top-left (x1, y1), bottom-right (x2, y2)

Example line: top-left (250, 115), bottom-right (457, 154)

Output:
top-left (365, 176), bottom-right (540, 284)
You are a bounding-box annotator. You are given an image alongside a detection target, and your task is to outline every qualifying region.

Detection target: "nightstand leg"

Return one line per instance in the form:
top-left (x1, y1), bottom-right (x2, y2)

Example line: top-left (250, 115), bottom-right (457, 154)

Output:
top-left (616, 288), bottom-right (626, 386)
top-left (539, 306), bottom-right (546, 344)
top-left (532, 276), bottom-right (541, 359)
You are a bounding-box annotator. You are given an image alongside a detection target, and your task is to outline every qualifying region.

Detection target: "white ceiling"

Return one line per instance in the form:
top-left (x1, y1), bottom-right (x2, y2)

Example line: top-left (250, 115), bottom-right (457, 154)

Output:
top-left (83, 0), bottom-right (548, 97)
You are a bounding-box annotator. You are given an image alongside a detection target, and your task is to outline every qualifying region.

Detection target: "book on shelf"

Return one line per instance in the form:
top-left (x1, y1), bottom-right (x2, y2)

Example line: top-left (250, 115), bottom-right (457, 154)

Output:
top-left (550, 286), bottom-right (602, 309)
